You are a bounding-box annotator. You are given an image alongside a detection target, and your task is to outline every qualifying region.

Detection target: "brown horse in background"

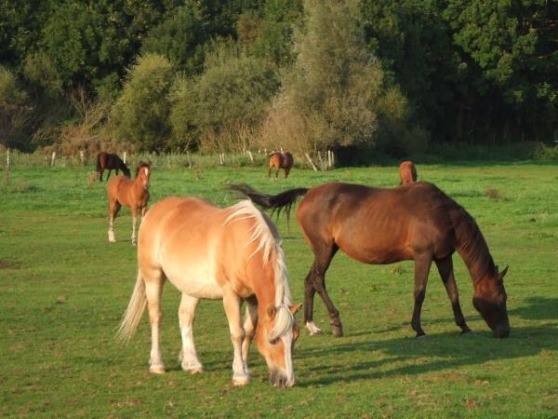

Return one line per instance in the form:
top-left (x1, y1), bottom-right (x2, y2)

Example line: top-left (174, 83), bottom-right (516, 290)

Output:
top-left (117, 197), bottom-right (301, 387)
top-left (229, 181), bottom-right (510, 339)
top-left (107, 161), bottom-right (151, 245)
top-left (96, 152), bottom-right (131, 181)
top-left (399, 160), bottom-right (418, 184)
top-left (268, 151), bottom-right (294, 180)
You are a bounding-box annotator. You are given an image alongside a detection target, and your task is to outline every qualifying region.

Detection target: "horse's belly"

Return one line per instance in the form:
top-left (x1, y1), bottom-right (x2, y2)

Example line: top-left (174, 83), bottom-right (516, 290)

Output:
top-left (339, 238), bottom-right (412, 264)
top-left (164, 263), bottom-right (224, 300)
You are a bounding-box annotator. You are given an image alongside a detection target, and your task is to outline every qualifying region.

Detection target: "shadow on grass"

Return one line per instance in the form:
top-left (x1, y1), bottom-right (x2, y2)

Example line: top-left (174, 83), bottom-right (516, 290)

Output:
top-left (508, 296), bottom-right (558, 320)
top-left (296, 322), bottom-right (557, 387)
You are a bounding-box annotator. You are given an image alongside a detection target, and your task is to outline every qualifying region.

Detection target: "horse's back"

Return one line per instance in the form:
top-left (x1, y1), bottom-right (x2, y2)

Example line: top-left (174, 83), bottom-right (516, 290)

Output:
top-left (139, 197), bottom-right (264, 298)
top-left (297, 182), bottom-right (457, 263)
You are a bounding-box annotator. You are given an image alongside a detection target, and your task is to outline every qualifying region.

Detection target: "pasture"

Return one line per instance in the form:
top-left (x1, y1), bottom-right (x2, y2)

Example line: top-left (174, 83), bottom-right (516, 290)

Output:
top-left (1, 155), bottom-right (557, 417)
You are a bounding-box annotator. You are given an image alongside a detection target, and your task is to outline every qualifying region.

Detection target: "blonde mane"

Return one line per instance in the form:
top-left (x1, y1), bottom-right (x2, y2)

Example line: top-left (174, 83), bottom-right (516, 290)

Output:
top-left (225, 200), bottom-right (294, 339)
top-left (225, 200), bottom-right (293, 306)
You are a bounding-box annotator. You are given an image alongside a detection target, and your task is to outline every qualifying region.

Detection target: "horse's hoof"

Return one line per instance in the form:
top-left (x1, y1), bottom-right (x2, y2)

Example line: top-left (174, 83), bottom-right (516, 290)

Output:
top-left (305, 322), bottom-right (322, 336)
top-left (149, 365), bottom-right (166, 374)
top-left (416, 334), bottom-right (427, 340)
top-left (185, 366), bottom-right (203, 375)
top-left (232, 377), bottom-right (250, 386)
top-left (331, 322), bottom-right (343, 337)
top-left (460, 330), bottom-right (473, 336)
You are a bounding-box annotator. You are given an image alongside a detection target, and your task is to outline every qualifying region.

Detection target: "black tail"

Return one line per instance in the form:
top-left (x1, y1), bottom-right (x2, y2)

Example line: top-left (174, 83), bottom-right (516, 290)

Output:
top-left (228, 183), bottom-right (308, 220)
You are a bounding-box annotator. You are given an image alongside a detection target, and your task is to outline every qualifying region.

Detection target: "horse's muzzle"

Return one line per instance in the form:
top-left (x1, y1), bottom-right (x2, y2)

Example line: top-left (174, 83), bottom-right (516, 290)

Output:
top-left (270, 369), bottom-right (295, 388)
top-left (493, 324), bottom-right (510, 338)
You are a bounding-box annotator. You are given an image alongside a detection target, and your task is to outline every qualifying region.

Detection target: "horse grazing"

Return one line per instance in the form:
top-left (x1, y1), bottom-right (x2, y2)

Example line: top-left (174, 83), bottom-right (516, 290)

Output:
top-left (107, 161), bottom-right (151, 245)
top-left (117, 197), bottom-right (301, 387)
top-left (268, 151), bottom-right (294, 179)
top-left (399, 160), bottom-right (417, 184)
top-left (96, 151), bottom-right (131, 181)
top-left (228, 181), bottom-right (510, 339)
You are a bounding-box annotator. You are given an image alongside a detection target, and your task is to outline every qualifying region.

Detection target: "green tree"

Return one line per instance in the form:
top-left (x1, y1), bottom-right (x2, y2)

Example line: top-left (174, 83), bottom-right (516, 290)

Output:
top-left (0, 66), bottom-right (33, 150)
top-left (261, 0), bottom-right (407, 155)
top-left (443, 0), bottom-right (558, 142)
top-left (169, 44), bottom-right (280, 152)
top-left (110, 54), bottom-right (174, 152)
top-left (141, 4), bottom-right (208, 74)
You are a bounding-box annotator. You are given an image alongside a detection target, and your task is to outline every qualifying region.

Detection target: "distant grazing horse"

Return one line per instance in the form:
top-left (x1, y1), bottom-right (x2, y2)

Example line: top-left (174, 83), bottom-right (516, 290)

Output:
top-left (399, 160), bottom-right (417, 185)
top-left (117, 197), bottom-right (301, 387)
top-left (268, 151), bottom-right (294, 179)
top-left (96, 152), bottom-right (131, 181)
top-left (229, 181), bottom-right (510, 339)
top-left (107, 161), bottom-right (151, 245)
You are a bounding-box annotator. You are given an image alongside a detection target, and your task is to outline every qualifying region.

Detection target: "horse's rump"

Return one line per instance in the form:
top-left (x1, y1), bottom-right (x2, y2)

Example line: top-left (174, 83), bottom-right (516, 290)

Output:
top-left (399, 160), bottom-right (418, 184)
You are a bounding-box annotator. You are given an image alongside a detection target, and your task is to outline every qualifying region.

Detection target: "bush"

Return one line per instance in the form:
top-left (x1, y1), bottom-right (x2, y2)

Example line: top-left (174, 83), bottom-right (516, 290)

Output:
top-left (110, 54), bottom-right (174, 152)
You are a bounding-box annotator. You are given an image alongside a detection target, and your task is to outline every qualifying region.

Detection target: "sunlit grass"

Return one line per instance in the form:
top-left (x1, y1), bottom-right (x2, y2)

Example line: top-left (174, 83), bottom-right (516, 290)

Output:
top-left (1, 160), bottom-right (557, 417)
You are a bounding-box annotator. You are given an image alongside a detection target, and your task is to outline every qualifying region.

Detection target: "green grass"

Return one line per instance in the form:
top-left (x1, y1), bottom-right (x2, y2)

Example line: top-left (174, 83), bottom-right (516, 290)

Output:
top-left (1, 160), bottom-right (557, 417)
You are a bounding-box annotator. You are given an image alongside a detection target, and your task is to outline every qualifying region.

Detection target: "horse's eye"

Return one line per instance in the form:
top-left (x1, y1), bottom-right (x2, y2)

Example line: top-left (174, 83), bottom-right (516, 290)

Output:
top-left (269, 338), bottom-right (279, 345)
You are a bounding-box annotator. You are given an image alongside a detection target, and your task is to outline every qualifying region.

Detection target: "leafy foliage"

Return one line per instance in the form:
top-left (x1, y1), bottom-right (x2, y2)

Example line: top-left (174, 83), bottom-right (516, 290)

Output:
top-left (110, 54), bottom-right (174, 152)
top-left (0, 0), bottom-right (556, 155)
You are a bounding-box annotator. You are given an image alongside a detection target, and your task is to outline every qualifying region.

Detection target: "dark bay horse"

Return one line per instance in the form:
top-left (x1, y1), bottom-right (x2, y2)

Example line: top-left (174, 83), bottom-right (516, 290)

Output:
top-left (117, 197), bottom-right (301, 387)
top-left (268, 151), bottom-right (294, 179)
top-left (399, 160), bottom-right (418, 184)
top-left (107, 161), bottom-right (151, 245)
top-left (96, 151), bottom-right (131, 181)
top-left (229, 181), bottom-right (510, 339)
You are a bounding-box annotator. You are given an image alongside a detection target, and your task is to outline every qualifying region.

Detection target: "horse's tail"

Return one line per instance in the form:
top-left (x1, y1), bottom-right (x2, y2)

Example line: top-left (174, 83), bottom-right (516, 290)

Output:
top-left (122, 162), bottom-right (131, 178)
top-left (116, 270), bottom-right (147, 343)
top-left (228, 183), bottom-right (308, 219)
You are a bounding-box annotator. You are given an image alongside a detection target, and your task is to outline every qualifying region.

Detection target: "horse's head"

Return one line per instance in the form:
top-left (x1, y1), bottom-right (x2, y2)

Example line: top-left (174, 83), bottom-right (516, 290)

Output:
top-left (135, 161), bottom-right (151, 190)
top-left (473, 266), bottom-right (510, 338)
top-left (256, 303), bottom-right (301, 388)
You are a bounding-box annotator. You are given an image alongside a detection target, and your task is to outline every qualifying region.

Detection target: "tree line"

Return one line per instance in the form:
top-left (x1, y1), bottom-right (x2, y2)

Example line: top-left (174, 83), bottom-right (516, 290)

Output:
top-left (0, 0), bottom-right (556, 161)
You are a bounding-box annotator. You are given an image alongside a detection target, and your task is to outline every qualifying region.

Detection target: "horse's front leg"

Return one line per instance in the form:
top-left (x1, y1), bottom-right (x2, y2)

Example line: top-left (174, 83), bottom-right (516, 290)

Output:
top-left (222, 291), bottom-right (249, 386)
top-left (411, 256), bottom-right (433, 338)
top-left (435, 256), bottom-right (471, 334)
top-left (178, 293), bottom-right (203, 373)
top-left (241, 297), bottom-right (258, 368)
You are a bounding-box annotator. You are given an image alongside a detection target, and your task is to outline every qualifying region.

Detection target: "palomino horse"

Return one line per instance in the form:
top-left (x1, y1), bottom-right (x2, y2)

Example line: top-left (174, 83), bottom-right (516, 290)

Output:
top-left (107, 161), bottom-right (151, 245)
top-left (268, 151), bottom-right (294, 179)
top-left (96, 151), bottom-right (131, 181)
top-left (229, 182), bottom-right (510, 339)
top-left (117, 197), bottom-right (301, 387)
top-left (399, 160), bottom-right (417, 184)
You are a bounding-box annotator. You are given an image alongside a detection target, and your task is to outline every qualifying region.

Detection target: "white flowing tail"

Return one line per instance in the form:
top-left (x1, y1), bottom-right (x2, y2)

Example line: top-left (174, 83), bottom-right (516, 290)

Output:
top-left (117, 270), bottom-right (147, 342)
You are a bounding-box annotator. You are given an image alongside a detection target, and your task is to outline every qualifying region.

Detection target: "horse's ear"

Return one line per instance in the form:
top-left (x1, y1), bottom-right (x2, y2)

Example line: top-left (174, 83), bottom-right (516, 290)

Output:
top-left (290, 304), bottom-right (302, 315)
top-left (499, 265), bottom-right (509, 281)
top-left (267, 304), bottom-right (277, 319)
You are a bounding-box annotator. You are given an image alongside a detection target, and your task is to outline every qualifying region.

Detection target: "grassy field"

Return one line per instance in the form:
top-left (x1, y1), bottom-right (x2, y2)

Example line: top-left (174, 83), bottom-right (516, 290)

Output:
top-left (1, 156), bottom-right (557, 417)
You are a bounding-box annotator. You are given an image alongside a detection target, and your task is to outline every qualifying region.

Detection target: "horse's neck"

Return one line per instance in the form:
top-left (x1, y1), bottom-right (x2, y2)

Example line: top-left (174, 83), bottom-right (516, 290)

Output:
top-left (453, 209), bottom-right (496, 283)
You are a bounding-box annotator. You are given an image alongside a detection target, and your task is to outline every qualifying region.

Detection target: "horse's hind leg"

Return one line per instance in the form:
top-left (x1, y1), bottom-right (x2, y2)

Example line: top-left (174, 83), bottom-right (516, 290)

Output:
top-left (178, 293), bottom-right (203, 374)
top-left (144, 271), bottom-right (166, 373)
top-left (435, 257), bottom-right (471, 334)
top-left (304, 244), bottom-right (341, 336)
